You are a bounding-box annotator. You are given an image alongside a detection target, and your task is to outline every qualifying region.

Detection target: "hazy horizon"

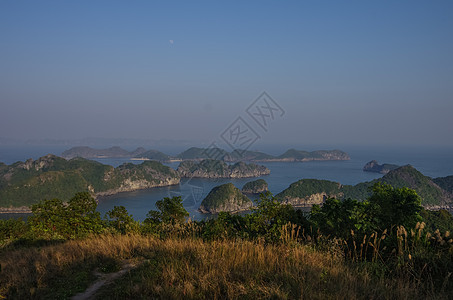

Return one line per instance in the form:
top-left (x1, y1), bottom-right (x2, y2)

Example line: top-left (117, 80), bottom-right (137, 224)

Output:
top-left (1, 1), bottom-right (452, 147)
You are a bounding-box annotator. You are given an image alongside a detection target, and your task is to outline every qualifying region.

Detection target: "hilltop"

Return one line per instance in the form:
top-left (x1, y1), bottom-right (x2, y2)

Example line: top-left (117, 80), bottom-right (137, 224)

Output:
top-left (0, 155), bottom-right (179, 207)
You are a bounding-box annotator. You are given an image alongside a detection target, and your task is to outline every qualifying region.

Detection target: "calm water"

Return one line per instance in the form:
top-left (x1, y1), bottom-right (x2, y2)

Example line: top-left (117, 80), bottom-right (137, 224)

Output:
top-left (1, 145), bottom-right (453, 221)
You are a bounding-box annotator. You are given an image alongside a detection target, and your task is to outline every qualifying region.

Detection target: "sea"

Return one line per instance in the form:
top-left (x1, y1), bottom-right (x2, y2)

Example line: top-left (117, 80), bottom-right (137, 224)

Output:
top-left (1, 144), bottom-right (453, 221)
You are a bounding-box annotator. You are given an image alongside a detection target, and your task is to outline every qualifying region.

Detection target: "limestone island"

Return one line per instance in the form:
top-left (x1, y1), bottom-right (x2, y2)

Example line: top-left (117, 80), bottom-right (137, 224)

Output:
top-left (242, 179), bottom-right (269, 195)
top-left (198, 183), bottom-right (253, 214)
top-left (177, 159), bottom-right (270, 178)
top-left (363, 160), bottom-right (400, 174)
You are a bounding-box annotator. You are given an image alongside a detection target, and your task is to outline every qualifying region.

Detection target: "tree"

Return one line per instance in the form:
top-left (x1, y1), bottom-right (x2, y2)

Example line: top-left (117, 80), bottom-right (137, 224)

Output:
top-left (105, 206), bottom-right (135, 234)
top-left (368, 183), bottom-right (423, 231)
top-left (144, 196), bottom-right (188, 226)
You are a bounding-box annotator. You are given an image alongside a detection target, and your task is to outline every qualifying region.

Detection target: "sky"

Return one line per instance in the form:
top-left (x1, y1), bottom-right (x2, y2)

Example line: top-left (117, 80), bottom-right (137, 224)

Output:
top-left (1, 0), bottom-right (452, 148)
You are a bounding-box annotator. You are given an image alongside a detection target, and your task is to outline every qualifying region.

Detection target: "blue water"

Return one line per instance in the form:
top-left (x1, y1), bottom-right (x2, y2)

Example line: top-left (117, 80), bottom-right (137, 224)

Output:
top-left (1, 145), bottom-right (453, 221)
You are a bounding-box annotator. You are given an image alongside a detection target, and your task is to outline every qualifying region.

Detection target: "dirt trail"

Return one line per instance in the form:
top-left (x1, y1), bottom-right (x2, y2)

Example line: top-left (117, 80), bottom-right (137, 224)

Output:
top-left (71, 260), bottom-right (140, 300)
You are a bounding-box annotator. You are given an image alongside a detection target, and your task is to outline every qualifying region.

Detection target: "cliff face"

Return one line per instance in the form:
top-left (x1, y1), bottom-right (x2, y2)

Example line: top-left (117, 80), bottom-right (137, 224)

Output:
top-left (242, 179), bottom-right (269, 194)
top-left (177, 159), bottom-right (270, 178)
top-left (198, 183), bottom-right (253, 214)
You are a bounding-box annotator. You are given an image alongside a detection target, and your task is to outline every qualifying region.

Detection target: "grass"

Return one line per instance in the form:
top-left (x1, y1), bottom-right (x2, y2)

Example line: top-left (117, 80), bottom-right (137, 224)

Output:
top-left (1, 233), bottom-right (446, 299)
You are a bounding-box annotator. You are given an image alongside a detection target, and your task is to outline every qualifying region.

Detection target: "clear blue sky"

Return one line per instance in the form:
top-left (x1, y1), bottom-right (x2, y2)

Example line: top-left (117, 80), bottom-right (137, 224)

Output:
top-left (1, 1), bottom-right (452, 147)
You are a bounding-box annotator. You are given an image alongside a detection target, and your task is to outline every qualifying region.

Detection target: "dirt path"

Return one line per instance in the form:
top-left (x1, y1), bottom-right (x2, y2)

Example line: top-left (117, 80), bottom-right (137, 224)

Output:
top-left (71, 260), bottom-right (140, 300)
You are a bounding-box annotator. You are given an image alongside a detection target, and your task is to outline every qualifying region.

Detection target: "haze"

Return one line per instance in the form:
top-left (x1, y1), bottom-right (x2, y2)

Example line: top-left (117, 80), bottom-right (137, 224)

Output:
top-left (1, 1), bottom-right (452, 148)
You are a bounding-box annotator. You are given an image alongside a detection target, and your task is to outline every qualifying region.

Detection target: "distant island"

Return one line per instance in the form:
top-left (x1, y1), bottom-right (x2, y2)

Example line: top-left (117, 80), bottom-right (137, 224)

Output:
top-left (363, 160), bottom-right (400, 174)
top-left (177, 159), bottom-right (270, 178)
top-left (198, 165), bottom-right (453, 214)
top-left (61, 146), bottom-right (350, 162)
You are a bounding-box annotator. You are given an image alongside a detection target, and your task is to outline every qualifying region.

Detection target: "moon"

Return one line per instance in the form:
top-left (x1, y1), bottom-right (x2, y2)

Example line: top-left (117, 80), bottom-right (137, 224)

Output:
top-left (169, 40), bottom-right (174, 45)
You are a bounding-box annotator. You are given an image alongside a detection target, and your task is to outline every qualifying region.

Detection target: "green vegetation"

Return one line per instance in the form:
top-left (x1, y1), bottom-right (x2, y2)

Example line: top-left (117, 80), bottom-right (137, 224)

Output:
top-left (0, 155), bottom-right (179, 207)
top-left (433, 175), bottom-right (453, 194)
top-left (199, 183), bottom-right (253, 214)
top-left (0, 186), bottom-right (453, 299)
top-left (242, 179), bottom-right (269, 194)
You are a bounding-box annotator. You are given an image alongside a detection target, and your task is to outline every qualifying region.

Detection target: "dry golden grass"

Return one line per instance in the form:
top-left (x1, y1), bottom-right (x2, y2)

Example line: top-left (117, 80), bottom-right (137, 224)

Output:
top-left (1, 233), bottom-right (443, 299)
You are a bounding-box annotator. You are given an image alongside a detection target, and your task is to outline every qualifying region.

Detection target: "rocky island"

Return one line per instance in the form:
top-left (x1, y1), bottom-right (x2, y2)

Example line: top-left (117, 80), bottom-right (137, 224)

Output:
top-left (242, 179), bottom-right (269, 195)
top-left (363, 160), bottom-right (400, 174)
top-left (0, 155), bottom-right (180, 207)
top-left (198, 183), bottom-right (253, 214)
top-left (177, 159), bottom-right (270, 178)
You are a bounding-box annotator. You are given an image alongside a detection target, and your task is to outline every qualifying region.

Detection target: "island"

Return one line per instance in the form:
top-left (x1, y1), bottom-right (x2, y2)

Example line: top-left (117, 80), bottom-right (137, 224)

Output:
top-left (177, 159), bottom-right (270, 178)
top-left (61, 146), bottom-right (350, 163)
top-left (242, 179), bottom-right (269, 195)
top-left (363, 160), bottom-right (400, 174)
top-left (198, 183), bottom-right (253, 214)
top-left (0, 154), bottom-right (180, 208)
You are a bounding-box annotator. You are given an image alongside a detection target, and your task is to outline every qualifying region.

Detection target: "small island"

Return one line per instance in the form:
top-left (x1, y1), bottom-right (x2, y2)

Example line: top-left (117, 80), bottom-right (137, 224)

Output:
top-left (363, 160), bottom-right (400, 174)
top-left (177, 159), bottom-right (270, 178)
top-left (242, 179), bottom-right (269, 195)
top-left (198, 183), bottom-right (253, 214)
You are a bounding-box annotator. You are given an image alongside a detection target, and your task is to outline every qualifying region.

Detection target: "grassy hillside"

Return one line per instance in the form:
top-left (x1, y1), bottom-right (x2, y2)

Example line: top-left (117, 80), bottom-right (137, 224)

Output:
top-left (1, 234), bottom-right (434, 300)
